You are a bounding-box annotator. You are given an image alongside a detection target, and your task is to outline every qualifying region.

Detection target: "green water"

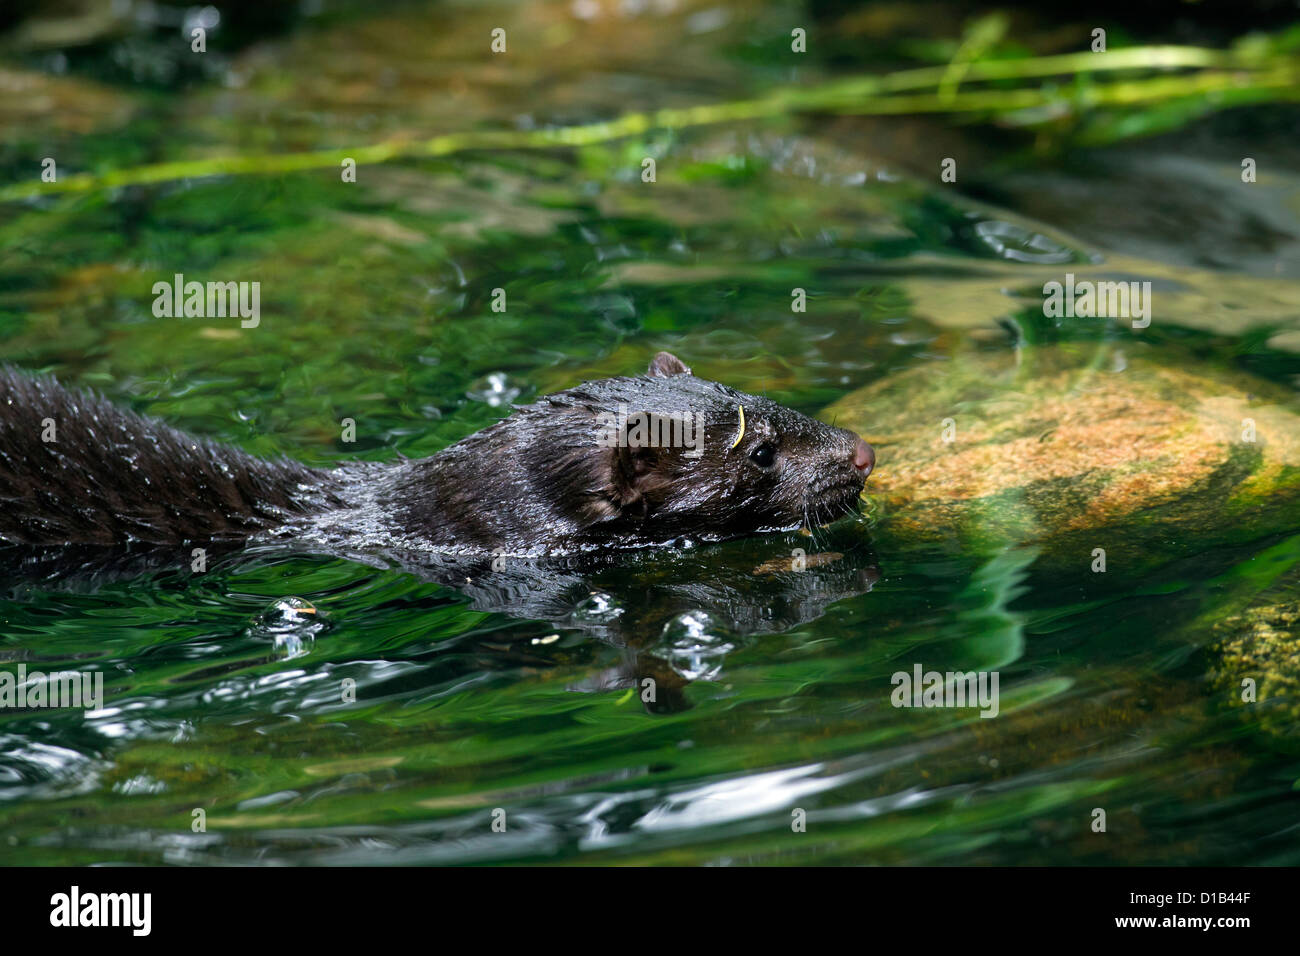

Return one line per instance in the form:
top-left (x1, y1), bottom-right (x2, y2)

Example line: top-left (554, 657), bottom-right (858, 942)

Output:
top-left (2, 1), bottom-right (1300, 865)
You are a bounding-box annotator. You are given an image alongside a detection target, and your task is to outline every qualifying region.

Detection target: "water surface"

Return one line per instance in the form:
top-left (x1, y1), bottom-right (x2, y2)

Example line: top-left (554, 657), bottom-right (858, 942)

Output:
top-left (2, 0), bottom-right (1300, 865)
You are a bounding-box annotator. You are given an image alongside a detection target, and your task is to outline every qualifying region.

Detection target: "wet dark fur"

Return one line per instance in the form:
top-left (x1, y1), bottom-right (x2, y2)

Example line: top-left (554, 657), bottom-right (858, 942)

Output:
top-left (0, 353), bottom-right (866, 557)
top-left (0, 371), bottom-right (341, 546)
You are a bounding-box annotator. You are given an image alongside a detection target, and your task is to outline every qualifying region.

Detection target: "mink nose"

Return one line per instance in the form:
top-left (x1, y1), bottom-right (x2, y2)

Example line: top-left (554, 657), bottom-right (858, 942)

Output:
top-left (852, 437), bottom-right (875, 477)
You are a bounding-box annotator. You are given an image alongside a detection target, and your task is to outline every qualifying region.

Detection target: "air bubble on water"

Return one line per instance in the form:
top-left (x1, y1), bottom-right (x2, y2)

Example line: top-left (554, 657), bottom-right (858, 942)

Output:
top-left (466, 373), bottom-right (521, 407)
top-left (572, 591), bottom-right (625, 623)
top-left (254, 597), bottom-right (327, 660)
top-left (973, 220), bottom-right (1075, 264)
top-left (260, 597), bottom-right (318, 626)
top-left (661, 611), bottom-right (735, 681)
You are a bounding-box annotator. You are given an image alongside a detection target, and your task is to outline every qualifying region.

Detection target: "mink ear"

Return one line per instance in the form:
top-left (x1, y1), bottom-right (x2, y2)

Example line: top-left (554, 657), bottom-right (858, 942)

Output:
top-left (648, 351), bottom-right (691, 377)
top-left (608, 412), bottom-right (681, 513)
top-left (612, 442), bottom-right (656, 513)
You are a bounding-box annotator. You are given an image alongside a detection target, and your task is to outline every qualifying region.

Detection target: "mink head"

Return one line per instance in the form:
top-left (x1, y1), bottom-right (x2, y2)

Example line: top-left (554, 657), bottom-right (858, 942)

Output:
top-left (383, 352), bottom-right (875, 555)
top-left (528, 352), bottom-right (875, 549)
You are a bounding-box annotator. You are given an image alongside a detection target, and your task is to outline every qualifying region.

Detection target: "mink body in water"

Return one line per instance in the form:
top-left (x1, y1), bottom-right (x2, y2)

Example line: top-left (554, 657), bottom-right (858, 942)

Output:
top-left (0, 352), bottom-right (874, 558)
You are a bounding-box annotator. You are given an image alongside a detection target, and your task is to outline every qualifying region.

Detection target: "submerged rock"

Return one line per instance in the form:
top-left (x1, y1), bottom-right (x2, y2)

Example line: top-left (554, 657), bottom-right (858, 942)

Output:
top-left (825, 343), bottom-right (1300, 572)
top-left (1207, 561), bottom-right (1300, 749)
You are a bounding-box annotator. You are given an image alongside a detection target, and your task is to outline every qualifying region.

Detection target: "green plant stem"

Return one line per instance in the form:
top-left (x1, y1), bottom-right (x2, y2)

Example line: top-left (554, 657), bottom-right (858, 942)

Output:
top-left (1, 44), bottom-right (1294, 203)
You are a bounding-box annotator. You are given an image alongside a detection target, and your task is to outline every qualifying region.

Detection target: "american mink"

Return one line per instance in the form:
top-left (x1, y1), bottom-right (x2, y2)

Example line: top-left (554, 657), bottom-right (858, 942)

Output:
top-left (0, 352), bottom-right (874, 558)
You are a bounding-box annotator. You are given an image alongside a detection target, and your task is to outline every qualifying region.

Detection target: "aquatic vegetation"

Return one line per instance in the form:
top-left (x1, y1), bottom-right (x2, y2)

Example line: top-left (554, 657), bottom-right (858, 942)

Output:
top-left (5, 19), bottom-right (1300, 202)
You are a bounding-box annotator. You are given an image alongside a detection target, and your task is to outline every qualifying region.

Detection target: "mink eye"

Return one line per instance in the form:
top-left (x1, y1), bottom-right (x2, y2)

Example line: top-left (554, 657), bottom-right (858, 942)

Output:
top-left (748, 443), bottom-right (776, 468)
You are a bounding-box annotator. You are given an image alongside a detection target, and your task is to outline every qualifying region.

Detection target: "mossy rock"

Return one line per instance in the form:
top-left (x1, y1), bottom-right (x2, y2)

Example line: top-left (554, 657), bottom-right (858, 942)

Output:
top-left (825, 344), bottom-right (1300, 573)
top-left (1207, 569), bottom-right (1300, 748)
